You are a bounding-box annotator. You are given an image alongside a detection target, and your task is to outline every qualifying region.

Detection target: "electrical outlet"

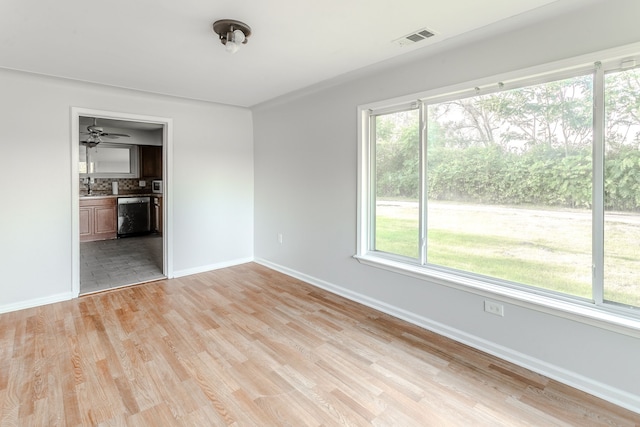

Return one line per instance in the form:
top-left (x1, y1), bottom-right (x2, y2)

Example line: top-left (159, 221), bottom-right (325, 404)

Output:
top-left (278, 233), bottom-right (283, 244)
top-left (139, 180), bottom-right (146, 187)
top-left (484, 300), bottom-right (504, 317)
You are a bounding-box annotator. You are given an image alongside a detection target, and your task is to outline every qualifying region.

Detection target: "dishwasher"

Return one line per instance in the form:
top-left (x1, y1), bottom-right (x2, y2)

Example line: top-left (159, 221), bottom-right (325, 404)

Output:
top-left (117, 197), bottom-right (151, 237)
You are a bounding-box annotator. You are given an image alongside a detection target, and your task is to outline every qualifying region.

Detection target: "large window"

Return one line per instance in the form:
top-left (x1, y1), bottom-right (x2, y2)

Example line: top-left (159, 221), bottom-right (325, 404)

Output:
top-left (359, 56), bottom-right (640, 317)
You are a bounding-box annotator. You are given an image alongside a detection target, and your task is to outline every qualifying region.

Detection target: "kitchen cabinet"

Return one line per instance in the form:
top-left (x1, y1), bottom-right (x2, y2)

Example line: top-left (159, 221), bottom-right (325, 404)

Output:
top-left (80, 197), bottom-right (117, 242)
top-left (139, 145), bottom-right (162, 179)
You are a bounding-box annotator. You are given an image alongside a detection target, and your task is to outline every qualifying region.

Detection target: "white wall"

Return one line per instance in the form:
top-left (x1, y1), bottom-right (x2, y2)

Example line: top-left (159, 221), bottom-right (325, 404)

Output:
top-left (253, 0), bottom-right (640, 412)
top-left (0, 69), bottom-right (254, 310)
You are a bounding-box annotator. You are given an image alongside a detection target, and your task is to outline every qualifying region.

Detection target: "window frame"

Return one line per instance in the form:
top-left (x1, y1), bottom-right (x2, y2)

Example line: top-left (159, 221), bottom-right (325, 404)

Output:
top-left (355, 44), bottom-right (640, 337)
top-left (79, 142), bottom-right (139, 179)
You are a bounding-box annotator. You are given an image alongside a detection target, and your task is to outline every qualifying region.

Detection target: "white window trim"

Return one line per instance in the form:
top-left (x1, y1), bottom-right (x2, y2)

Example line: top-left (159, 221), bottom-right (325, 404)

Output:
top-left (355, 42), bottom-right (640, 338)
top-left (354, 254), bottom-right (640, 338)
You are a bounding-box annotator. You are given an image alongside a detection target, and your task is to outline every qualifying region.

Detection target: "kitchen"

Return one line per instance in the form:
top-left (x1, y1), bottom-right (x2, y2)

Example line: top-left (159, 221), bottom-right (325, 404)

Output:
top-left (79, 116), bottom-right (165, 294)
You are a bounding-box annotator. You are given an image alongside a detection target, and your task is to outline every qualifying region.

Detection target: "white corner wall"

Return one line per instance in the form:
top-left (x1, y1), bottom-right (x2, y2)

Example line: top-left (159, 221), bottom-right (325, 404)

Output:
top-left (253, 0), bottom-right (640, 413)
top-left (0, 69), bottom-right (253, 311)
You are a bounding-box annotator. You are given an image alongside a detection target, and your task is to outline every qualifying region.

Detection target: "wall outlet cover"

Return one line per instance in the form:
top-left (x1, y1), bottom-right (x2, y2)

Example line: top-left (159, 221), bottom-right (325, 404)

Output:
top-left (484, 300), bottom-right (505, 317)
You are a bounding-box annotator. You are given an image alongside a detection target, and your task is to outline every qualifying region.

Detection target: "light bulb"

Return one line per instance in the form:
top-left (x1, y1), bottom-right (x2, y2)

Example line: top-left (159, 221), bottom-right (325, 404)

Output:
top-left (225, 41), bottom-right (239, 53)
top-left (233, 29), bottom-right (245, 44)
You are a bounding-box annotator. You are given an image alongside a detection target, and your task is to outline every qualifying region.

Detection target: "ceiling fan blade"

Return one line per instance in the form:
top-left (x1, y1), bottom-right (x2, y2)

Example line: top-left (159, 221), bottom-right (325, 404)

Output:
top-left (82, 118), bottom-right (131, 139)
top-left (102, 133), bottom-right (130, 137)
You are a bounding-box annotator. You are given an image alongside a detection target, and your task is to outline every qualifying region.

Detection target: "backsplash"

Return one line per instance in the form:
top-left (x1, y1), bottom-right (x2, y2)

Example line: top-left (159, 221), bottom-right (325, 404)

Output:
top-left (80, 178), bottom-right (151, 195)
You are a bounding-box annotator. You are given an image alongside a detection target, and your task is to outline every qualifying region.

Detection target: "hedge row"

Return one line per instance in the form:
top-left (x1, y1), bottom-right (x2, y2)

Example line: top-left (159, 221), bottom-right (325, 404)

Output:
top-left (377, 145), bottom-right (640, 211)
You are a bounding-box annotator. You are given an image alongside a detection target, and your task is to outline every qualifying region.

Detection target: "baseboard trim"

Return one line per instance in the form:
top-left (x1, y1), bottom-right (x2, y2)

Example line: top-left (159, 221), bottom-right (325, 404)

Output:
top-left (254, 258), bottom-right (640, 415)
top-left (173, 257), bottom-right (254, 278)
top-left (0, 292), bottom-right (75, 314)
top-left (0, 257), bottom-right (255, 313)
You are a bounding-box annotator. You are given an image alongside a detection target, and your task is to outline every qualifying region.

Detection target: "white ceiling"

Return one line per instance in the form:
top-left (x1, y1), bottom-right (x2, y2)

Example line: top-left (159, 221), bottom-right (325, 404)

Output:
top-left (1, 0), bottom-right (582, 107)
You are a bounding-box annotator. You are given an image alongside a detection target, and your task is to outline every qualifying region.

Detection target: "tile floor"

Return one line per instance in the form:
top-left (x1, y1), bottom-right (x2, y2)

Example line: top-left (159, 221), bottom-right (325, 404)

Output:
top-left (80, 235), bottom-right (164, 295)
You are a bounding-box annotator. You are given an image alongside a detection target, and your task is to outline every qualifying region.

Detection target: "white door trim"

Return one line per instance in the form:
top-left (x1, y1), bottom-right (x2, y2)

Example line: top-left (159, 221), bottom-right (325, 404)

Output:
top-left (71, 107), bottom-right (174, 297)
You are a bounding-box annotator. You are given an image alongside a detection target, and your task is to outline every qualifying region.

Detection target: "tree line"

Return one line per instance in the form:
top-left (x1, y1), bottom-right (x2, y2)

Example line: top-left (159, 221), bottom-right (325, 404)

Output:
top-left (376, 70), bottom-right (640, 211)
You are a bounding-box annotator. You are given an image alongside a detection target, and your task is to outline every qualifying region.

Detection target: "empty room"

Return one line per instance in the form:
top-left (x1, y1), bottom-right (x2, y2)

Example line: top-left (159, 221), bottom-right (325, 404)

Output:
top-left (1, 0), bottom-right (639, 425)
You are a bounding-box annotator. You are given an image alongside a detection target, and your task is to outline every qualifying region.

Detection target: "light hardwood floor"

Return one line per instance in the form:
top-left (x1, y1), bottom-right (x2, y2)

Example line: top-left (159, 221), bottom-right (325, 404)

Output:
top-left (1, 263), bottom-right (638, 426)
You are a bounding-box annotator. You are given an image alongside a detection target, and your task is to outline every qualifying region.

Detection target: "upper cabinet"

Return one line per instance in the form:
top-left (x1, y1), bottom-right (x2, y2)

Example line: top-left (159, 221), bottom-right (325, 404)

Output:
top-left (139, 145), bottom-right (162, 179)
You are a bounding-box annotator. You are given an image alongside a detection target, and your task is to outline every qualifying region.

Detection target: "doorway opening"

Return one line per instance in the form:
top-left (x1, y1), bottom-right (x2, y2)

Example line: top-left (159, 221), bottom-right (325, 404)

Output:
top-left (71, 108), bottom-right (173, 296)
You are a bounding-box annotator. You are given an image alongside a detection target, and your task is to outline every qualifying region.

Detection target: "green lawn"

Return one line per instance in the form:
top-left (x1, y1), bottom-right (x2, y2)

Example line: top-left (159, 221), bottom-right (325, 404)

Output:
top-left (375, 202), bottom-right (640, 307)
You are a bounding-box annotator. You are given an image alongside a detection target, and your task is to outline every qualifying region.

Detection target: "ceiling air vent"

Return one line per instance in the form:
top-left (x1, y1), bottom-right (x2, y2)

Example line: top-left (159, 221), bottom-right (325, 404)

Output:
top-left (394, 28), bottom-right (436, 47)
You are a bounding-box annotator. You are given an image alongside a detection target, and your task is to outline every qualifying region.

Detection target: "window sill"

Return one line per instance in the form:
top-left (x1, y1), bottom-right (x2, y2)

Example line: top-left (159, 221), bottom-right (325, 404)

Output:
top-left (354, 254), bottom-right (640, 339)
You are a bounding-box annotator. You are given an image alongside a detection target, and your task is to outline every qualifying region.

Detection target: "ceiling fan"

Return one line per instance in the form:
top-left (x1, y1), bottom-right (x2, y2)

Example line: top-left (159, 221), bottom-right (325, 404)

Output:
top-left (81, 118), bottom-right (130, 147)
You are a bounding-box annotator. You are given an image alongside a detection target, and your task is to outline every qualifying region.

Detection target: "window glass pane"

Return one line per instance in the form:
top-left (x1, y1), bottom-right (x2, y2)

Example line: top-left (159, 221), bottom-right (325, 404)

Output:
top-left (374, 109), bottom-right (420, 258)
top-left (604, 68), bottom-right (640, 308)
top-left (93, 146), bottom-right (131, 173)
top-left (426, 75), bottom-right (593, 298)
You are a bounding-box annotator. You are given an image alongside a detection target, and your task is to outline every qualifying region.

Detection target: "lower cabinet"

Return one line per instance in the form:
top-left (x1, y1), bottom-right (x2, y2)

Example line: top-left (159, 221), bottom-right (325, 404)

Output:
top-left (80, 197), bottom-right (117, 242)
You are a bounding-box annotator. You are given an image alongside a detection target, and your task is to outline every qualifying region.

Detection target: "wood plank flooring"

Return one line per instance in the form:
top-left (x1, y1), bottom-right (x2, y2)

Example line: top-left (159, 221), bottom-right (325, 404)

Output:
top-left (1, 263), bottom-right (638, 426)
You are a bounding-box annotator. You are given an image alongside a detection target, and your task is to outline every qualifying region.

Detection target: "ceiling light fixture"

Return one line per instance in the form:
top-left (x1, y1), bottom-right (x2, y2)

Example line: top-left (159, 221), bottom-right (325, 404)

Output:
top-left (213, 19), bottom-right (251, 54)
top-left (84, 134), bottom-right (102, 148)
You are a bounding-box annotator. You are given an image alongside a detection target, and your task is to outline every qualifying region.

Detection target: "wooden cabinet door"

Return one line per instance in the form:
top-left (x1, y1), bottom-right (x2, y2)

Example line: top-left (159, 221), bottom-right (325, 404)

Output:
top-left (79, 198), bottom-right (117, 242)
top-left (94, 205), bottom-right (117, 235)
top-left (79, 207), bottom-right (92, 239)
top-left (140, 145), bottom-right (162, 179)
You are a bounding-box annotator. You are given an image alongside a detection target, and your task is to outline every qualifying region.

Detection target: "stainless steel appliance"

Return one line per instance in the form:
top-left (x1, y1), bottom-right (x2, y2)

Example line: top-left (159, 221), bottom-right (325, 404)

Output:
top-left (151, 180), bottom-right (163, 194)
top-left (117, 197), bottom-right (151, 237)
top-left (152, 196), bottom-right (162, 234)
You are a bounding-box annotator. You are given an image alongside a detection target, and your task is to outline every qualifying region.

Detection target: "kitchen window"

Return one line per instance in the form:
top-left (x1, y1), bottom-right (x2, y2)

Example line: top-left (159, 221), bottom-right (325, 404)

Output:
top-left (79, 142), bottom-right (139, 178)
top-left (356, 52), bottom-right (640, 327)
